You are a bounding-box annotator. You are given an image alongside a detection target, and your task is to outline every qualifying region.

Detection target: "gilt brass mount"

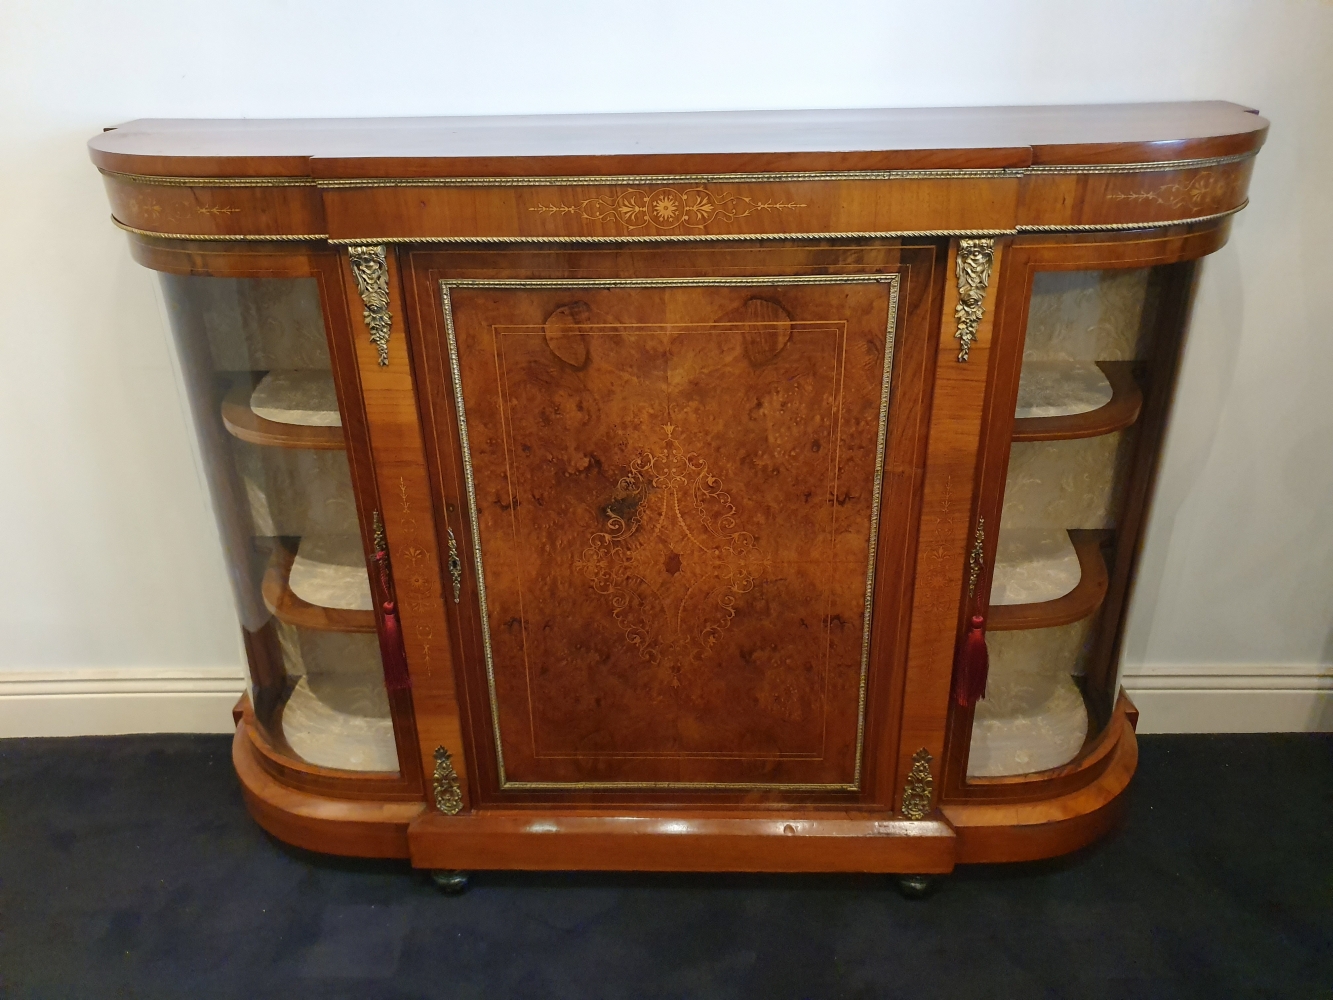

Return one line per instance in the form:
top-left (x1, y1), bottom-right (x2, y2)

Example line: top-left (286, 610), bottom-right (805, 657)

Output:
top-left (953, 238), bottom-right (995, 362)
top-left (901, 748), bottom-right (935, 820)
top-left (432, 746), bottom-right (464, 815)
top-left (348, 244), bottom-right (392, 366)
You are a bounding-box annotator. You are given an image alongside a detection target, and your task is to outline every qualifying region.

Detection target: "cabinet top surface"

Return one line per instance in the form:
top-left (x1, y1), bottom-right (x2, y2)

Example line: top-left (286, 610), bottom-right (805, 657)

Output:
top-left (90, 102), bottom-right (1267, 177)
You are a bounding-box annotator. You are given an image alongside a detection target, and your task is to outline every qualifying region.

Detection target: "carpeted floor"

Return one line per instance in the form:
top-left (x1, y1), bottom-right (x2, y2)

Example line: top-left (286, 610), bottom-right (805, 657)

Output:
top-left (0, 733), bottom-right (1328, 999)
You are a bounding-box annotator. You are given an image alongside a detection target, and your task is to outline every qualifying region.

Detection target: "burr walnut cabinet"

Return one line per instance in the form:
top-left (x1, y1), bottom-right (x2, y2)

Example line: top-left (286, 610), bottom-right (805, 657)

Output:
top-left (89, 102), bottom-right (1266, 884)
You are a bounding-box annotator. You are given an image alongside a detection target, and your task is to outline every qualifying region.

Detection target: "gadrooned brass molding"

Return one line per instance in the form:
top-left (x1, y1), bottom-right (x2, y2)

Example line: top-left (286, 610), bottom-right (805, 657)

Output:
top-left (348, 245), bottom-right (392, 366)
top-left (432, 746), bottom-right (464, 815)
top-left (110, 204), bottom-right (1249, 246)
top-left (440, 273), bottom-right (899, 792)
top-left (315, 151), bottom-right (1254, 187)
top-left (326, 228), bottom-right (1009, 245)
top-left (110, 216), bottom-right (327, 241)
top-left (99, 150), bottom-right (1255, 189)
top-left (1013, 201), bottom-right (1246, 233)
top-left (104, 152), bottom-right (1254, 243)
top-left (900, 748), bottom-right (935, 820)
top-left (953, 238), bottom-right (995, 363)
top-left (1021, 151), bottom-right (1255, 175)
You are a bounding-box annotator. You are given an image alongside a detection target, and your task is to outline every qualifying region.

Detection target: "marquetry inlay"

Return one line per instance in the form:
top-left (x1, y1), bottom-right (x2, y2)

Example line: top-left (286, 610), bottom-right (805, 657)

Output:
top-left (527, 187), bottom-right (805, 231)
top-left (1104, 169), bottom-right (1239, 211)
top-left (575, 423), bottom-right (763, 679)
top-left (395, 476), bottom-right (437, 670)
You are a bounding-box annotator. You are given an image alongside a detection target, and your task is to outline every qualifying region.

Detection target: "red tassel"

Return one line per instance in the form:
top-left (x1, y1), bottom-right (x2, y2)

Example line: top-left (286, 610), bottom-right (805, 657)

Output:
top-left (374, 551), bottom-right (411, 693)
top-left (377, 599), bottom-right (412, 692)
top-left (952, 614), bottom-right (989, 707)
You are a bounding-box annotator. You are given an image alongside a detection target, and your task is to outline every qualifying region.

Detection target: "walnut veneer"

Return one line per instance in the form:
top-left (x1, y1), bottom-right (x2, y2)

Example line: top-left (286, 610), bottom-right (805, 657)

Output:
top-left (92, 102), bottom-right (1266, 876)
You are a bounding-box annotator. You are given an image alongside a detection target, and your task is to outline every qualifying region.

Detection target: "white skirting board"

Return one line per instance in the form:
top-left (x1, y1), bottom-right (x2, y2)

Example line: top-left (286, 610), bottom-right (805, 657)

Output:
top-left (0, 665), bottom-right (1329, 738)
top-left (0, 667), bottom-right (246, 737)
top-left (1121, 665), bottom-right (1333, 734)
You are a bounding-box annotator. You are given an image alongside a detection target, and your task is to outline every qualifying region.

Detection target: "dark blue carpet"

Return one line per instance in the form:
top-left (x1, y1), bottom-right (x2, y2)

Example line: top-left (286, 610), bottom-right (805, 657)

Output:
top-left (0, 733), bottom-right (1328, 999)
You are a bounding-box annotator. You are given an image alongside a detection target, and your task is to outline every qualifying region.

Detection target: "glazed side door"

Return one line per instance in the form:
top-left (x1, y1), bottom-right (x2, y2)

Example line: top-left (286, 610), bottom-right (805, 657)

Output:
top-left (402, 243), bottom-right (943, 805)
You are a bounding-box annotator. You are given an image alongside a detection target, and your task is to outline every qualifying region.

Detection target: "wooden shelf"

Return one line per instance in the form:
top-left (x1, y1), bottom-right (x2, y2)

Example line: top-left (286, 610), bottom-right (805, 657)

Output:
top-left (1012, 361), bottom-right (1142, 442)
top-left (221, 373), bottom-right (346, 451)
top-left (262, 540), bottom-right (376, 634)
top-left (988, 529), bottom-right (1109, 631)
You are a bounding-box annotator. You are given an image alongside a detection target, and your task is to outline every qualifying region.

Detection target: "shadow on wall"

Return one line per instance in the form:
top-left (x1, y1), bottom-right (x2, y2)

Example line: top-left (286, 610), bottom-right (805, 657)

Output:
top-left (1117, 245), bottom-right (1245, 674)
top-left (1308, 693), bottom-right (1333, 731)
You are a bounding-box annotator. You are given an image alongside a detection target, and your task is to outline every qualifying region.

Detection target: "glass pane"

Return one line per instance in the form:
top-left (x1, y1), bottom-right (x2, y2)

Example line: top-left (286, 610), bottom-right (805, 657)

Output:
top-left (969, 267), bottom-right (1157, 778)
top-left (160, 274), bottom-right (398, 773)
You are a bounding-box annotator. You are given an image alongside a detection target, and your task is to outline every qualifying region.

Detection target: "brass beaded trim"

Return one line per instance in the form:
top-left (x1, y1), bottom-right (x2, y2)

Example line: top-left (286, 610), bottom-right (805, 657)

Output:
top-left (110, 216), bottom-right (326, 242)
top-left (1014, 201), bottom-right (1246, 233)
top-left (324, 229), bottom-right (1011, 245)
top-left (318, 167), bottom-right (1026, 188)
top-left (100, 150), bottom-right (1255, 191)
top-left (1024, 150), bottom-right (1255, 175)
top-left (111, 209), bottom-right (1243, 245)
top-left (100, 169), bottom-right (318, 187)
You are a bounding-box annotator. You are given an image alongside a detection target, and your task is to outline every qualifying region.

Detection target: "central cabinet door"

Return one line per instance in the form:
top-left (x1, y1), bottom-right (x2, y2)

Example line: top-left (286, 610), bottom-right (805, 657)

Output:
top-left (407, 245), bottom-right (940, 797)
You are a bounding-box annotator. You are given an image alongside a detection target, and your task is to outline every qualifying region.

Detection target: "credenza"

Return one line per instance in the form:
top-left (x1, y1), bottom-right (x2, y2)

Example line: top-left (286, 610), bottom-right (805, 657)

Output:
top-left (90, 102), bottom-right (1266, 892)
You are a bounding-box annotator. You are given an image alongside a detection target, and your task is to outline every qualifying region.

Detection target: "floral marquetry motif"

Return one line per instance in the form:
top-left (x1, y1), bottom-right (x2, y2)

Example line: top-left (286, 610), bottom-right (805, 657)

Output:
top-left (528, 187), bottom-right (806, 231)
top-left (575, 423), bottom-right (764, 682)
top-left (1104, 170), bottom-right (1240, 212)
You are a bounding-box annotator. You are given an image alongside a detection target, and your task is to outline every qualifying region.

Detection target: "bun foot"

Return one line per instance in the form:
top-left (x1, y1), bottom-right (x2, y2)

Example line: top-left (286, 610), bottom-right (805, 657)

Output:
top-left (895, 874), bottom-right (937, 899)
top-left (431, 869), bottom-right (470, 894)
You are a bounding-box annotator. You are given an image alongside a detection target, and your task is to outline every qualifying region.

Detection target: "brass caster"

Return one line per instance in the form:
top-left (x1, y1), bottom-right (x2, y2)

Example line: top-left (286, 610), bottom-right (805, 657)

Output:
top-left (896, 874), bottom-right (936, 899)
top-left (431, 869), bottom-right (470, 894)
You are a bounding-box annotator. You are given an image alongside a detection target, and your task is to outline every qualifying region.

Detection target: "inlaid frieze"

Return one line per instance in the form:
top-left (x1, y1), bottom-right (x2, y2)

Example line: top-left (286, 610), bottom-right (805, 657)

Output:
top-left (320, 177), bottom-right (1019, 241)
top-left (528, 187), bottom-right (806, 232)
top-left (99, 172), bottom-right (325, 238)
top-left (1018, 156), bottom-right (1255, 230)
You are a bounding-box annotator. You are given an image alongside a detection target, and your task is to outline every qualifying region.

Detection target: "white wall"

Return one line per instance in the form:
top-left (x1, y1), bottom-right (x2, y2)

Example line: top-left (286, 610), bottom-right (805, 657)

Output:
top-left (1, 0), bottom-right (1329, 734)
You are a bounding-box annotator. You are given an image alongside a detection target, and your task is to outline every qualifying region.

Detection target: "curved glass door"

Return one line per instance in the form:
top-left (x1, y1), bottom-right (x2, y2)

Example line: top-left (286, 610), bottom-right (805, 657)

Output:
top-left (969, 266), bottom-right (1160, 778)
top-left (160, 274), bottom-right (399, 773)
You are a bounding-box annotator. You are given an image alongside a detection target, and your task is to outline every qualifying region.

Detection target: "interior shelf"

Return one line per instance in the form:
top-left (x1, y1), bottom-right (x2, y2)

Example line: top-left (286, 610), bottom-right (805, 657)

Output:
top-left (988, 528), bottom-right (1109, 631)
top-left (1012, 360), bottom-right (1142, 442)
top-left (221, 371), bottom-right (346, 450)
top-left (262, 536), bottom-right (376, 633)
top-left (967, 659), bottom-right (1092, 778)
top-left (280, 673), bottom-right (398, 773)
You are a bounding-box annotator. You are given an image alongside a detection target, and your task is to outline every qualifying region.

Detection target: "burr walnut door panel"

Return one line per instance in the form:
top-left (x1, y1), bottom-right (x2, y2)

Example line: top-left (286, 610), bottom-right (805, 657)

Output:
top-left (409, 247), bottom-right (937, 796)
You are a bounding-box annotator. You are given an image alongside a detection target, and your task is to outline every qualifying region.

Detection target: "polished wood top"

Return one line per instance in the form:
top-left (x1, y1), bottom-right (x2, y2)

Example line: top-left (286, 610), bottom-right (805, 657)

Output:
top-left (90, 102), bottom-right (1267, 178)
